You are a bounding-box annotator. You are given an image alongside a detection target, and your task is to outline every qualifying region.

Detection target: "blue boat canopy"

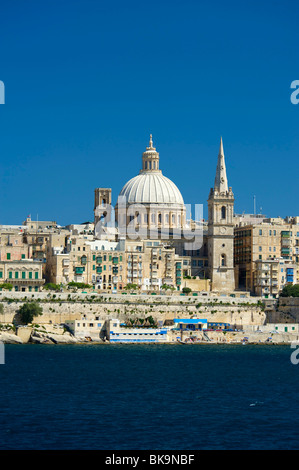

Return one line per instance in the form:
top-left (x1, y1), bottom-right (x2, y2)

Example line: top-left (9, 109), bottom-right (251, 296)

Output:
top-left (173, 318), bottom-right (208, 324)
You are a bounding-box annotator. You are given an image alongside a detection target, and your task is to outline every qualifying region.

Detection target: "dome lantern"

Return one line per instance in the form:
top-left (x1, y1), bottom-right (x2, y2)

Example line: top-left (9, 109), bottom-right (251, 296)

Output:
top-left (141, 134), bottom-right (160, 173)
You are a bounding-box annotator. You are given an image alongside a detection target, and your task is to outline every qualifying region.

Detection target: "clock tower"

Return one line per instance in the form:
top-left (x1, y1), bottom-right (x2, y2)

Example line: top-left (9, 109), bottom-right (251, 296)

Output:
top-left (208, 138), bottom-right (235, 292)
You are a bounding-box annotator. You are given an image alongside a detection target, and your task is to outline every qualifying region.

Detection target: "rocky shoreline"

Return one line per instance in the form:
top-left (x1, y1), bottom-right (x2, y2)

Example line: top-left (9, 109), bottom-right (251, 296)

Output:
top-left (0, 326), bottom-right (297, 345)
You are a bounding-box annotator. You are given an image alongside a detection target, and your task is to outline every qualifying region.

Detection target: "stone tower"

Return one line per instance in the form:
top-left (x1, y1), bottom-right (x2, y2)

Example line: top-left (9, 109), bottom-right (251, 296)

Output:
top-left (94, 188), bottom-right (112, 227)
top-left (208, 138), bottom-right (235, 292)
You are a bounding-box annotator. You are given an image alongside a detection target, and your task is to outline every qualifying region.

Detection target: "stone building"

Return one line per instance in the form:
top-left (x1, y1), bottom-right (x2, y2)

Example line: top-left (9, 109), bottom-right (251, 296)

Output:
top-left (234, 217), bottom-right (299, 292)
top-left (253, 258), bottom-right (298, 298)
top-left (93, 135), bottom-right (237, 294)
top-left (0, 259), bottom-right (44, 292)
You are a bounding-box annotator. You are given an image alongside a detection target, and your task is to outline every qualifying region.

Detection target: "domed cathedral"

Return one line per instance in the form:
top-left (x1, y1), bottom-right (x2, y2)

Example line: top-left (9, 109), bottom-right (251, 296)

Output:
top-left (207, 137), bottom-right (235, 292)
top-left (115, 135), bottom-right (186, 238)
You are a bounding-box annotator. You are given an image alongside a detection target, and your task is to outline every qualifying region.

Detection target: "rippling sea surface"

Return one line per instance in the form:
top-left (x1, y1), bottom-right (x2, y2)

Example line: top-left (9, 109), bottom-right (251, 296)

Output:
top-left (0, 343), bottom-right (299, 450)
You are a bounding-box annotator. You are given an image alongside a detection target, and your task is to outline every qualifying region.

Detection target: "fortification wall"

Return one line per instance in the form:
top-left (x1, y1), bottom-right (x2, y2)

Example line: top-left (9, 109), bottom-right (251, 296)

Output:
top-left (0, 291), bottom-right (265, 328)
top-left (267, 297), bottom-right (299, 323)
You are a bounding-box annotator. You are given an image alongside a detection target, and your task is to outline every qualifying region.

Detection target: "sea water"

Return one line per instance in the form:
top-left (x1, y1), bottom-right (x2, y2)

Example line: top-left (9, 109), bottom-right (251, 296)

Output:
top-left (0, 343), bottom-right (298, 450)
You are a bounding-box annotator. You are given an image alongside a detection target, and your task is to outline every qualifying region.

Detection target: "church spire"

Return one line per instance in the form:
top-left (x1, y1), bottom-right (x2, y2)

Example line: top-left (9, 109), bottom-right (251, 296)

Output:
top-left (214, 136), bottom-right (228, 193)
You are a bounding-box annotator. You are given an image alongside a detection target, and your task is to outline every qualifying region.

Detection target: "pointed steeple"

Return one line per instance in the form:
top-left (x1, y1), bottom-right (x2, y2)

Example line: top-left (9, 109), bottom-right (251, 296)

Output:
top-left (214, 137), bottom-right (228, 193)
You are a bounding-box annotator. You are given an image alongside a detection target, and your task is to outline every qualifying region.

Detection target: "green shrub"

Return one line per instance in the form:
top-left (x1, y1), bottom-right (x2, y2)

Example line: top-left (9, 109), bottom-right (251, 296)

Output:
top-left (17, 302), bottom-right (43, 325)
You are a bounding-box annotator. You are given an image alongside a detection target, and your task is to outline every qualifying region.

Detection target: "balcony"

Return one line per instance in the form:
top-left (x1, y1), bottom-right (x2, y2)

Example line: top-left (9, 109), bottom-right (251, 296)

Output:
top-left (75, 267), bottom-right (84, 274)
top-left (281, 231), bottom-right (291, 238)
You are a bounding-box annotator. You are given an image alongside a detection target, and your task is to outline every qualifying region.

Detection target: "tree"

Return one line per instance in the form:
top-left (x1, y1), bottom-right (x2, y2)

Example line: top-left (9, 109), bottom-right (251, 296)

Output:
top-left (17, 302), bottom-right (43, 325)
top-left (0, 283), bottom-right (13, 291)
top-left (161, 284), bottom-right (175, 291)
top-left (182, 287), bottom-right (192, 294)
top-left (125, 283), bottom-right (138, 291)
top-left (43, 283), bottom-right (61, 291)
top-left (280, 284), bottom-right (299, 298)
top-left (67, 281), bottom-right (92, 289)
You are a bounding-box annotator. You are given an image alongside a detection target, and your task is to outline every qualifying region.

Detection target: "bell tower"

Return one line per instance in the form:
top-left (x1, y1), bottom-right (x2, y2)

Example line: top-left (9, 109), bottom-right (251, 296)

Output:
top-left (208, 138), bottom-right (235, 292)
top-left (94, 188), bottom-right (112, 227)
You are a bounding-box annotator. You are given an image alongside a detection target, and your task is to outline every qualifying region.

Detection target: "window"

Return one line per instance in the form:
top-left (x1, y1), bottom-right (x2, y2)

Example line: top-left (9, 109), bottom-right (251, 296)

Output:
top-left (259, 229), bottom-right (262, 235)
top-left (21, 254), bottom-right (25, 259)
top-left (22, 272), bottom-right (26, 279)
top-left (221, 254), bottom-right (226, 267)
top-left (259, 246), bottom-right (262, 252)
top-left (35, 272), bottom-right (38, 279)
top-left (15, 272), bottom-right (19, 279)
top-left (221, 206), bottom-right (226, 219)
top-left (7, 253), bottom-right (11, 260)
top-left (29, 272), bottom-right (32, 279)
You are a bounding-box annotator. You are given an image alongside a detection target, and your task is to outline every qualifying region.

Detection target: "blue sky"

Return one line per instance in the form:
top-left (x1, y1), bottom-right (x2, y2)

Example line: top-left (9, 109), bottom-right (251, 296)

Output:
top-left (0, 0), bottom-right (298, 225)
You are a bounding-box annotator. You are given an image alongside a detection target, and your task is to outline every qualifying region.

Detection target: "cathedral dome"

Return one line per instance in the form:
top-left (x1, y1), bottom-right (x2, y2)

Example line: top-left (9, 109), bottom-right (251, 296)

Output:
top-left (119, 172), bottom-right (184, 206)
top-left (118, 135), bottom-right (184, 207)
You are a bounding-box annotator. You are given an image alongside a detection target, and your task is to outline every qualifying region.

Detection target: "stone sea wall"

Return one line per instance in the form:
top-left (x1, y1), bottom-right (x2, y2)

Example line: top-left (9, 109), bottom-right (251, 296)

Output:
top-left (266, 297), bottom-right (299, 323)
top-left (0, 291), bottom-right (266, 328)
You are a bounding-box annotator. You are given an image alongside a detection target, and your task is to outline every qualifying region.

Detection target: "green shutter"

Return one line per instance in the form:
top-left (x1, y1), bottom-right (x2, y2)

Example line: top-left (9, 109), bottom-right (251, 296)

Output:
top-left (29, 272), bottom-right (32, 279)
top-left (35, 272), bottom-right (38, 279)
top-left (7, 253), bottom-right (11, 260)
top-left (22, 272), bottom-right (26, 279)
